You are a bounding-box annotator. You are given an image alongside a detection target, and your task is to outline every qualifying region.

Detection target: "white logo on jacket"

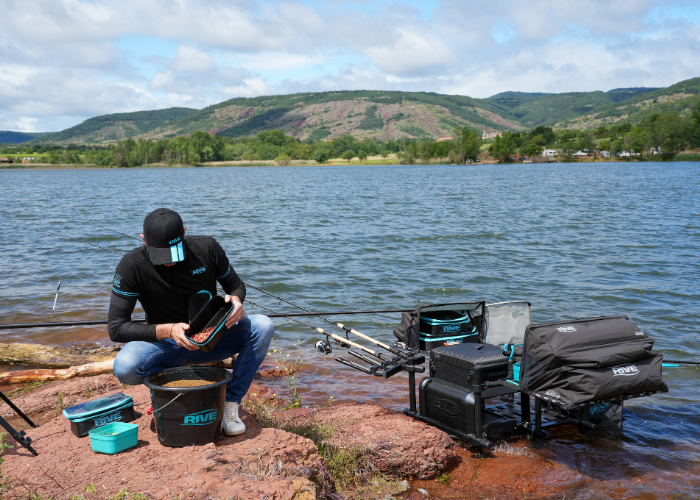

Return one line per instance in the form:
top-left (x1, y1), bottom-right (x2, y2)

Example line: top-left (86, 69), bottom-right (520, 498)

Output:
top-left (556, 326), bottom-right (577, 333)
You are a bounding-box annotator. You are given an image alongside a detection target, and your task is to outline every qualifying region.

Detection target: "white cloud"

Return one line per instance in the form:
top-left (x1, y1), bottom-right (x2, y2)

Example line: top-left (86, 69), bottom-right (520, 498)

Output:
top-left (1, 0), bottom-right (699, 131)
top-left (170, 45), bottom-right (216, 73)
top-left (363, 27), bottom-right (457, 75)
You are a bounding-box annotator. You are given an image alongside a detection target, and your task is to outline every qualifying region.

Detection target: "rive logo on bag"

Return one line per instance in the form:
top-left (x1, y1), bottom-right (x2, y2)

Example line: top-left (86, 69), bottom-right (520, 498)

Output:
top-left (94, 412), bottom-right (122, 427)
top-left (612, 364), bottom-right (640, 376)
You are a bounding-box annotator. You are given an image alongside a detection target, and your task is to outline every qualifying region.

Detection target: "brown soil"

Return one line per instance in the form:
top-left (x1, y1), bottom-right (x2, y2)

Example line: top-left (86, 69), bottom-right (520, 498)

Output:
top-left (161, 379), bottom-right (213, 388)
top-left (0, 379), bottom-right (337, 500)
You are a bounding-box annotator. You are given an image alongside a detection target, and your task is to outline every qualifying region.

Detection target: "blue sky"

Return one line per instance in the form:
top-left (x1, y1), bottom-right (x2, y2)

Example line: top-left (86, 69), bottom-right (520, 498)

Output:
top-left (1, 0), bottom-right (700, 132)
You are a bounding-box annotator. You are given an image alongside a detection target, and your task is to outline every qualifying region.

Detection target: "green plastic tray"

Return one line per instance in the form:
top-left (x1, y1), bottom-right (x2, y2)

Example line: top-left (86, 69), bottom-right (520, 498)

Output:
top-left (88, 422), bottom-right (138, 454)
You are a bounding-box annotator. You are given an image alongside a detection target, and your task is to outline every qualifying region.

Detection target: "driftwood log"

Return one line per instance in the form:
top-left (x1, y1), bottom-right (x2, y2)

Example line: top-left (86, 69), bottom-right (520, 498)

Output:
top-left (0, 343), bottom-right (120, 368)
top-left (0, 342), bottom-right (235, 385)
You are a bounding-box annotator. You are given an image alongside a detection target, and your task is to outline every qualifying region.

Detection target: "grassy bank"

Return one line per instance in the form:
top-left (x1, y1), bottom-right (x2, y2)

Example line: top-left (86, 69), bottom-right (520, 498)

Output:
top-left (3, 155), bottom-right (699, 170)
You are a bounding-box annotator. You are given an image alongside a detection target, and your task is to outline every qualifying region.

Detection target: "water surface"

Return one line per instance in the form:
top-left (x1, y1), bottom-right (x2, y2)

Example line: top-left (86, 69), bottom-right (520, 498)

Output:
top-left (1, 162), bottom-right (698, 497)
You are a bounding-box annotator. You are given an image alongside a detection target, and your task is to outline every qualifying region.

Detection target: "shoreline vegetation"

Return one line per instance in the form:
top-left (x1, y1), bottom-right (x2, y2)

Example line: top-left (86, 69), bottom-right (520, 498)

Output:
top-left (2, 153), bottom-right (699, 170)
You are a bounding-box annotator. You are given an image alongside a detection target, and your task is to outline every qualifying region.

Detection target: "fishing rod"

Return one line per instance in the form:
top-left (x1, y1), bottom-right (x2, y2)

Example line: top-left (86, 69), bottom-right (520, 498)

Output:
top-left (244, 281), bottom-right (410, 359)
top-left (61, 222), bottom-right (411, 359)
top-left (83, 221), bottom-right (141, 242)
top-left (44, 230), bottom-right (125, 256)
top-left (45, 225), bottom-right (412, 356)
top-left (51, 280), bottom-right (61, 317)
top-left (246, 298), bottom-right (392, 361)
top-left (0, 308), bottom-right (414, 330)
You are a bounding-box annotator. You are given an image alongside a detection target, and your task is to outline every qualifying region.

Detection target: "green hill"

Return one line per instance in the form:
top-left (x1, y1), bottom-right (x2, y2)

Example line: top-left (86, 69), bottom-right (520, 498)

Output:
top-left (142, 90), bottom-right (526, 142)
top-left (31, 108), bottom-right (197, 144)
top-left (555, 78), bottom-right (700, 129)
top-left (26, 77), bottom-right (700, 143)
top-left (0, 131), bottom-right (43, 143)
top-left (486, 88), bottom-right (658, 127)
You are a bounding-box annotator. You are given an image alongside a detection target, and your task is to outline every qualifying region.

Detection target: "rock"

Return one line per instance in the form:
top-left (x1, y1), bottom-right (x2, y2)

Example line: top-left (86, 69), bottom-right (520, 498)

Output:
top-left (255, 362), bottom-right (294, 379)
top-left (280, 403), bottom-right (456, 479)
top-left (0, 375), bottom-right (339, 500)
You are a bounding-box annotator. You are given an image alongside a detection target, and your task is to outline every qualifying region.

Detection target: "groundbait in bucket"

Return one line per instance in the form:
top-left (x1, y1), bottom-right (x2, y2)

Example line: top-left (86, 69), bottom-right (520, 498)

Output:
top-left (144, 366), bottom-right (233, 447)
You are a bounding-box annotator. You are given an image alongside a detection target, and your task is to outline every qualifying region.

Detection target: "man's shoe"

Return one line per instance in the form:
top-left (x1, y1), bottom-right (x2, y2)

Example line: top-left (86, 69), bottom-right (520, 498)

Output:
top-left (223, 401), bottom-right (246, 436)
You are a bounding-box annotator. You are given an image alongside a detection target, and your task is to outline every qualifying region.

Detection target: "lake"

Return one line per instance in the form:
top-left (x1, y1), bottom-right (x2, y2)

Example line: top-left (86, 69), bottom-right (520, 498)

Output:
top-left (1, 162), bottom-right (699, 497)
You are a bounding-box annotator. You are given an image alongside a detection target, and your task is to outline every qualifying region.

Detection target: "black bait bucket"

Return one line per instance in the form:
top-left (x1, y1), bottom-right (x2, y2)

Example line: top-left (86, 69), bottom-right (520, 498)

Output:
top-left (144, 366), bottom-right (232, 447)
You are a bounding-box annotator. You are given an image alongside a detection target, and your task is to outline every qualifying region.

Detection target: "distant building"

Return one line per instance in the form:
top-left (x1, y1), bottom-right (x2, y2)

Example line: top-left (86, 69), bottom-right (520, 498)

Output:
top-left (482, 132), bottom-right (501, 140)
top-left (0, 158), bottom-right (13, 163)
top-left (436, 137), bottom-right (453, 142)
top-left (573, 151), bottom-right (588, 157)
top-left (600, 151), bottom-right (611, 158)
top-left (542, 149), bottom-right (558, 157)
top-left (650, 147), bottom-right (662, 155)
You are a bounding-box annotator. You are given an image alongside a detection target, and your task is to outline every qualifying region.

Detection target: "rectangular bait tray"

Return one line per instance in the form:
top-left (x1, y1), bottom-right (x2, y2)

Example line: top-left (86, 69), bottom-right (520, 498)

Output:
top-left (186, 296), bottom-right (234, 352)
top-left (88, 422), bottom-right (138, 454)
top-left (63, 392), bottom-right (135, 437)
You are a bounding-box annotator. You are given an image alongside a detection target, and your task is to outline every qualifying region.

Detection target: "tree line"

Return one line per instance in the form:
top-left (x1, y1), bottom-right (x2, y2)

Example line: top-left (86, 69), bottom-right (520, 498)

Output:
top-left (1, 127), bottom-right (483, 167)
top-left (488, 97), bottom-right (700, 161)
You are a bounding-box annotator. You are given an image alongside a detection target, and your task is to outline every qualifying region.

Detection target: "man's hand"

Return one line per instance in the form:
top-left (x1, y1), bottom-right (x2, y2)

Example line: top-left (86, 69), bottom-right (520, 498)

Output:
top-left (170, 323), bottom-right (199, 351)
top-left (224, 295), bottom-right (244, 329)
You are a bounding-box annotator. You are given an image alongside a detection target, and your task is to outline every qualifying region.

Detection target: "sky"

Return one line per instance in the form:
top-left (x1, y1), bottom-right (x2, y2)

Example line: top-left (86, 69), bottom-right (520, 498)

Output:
top-left (2, 0), bottom-right (700, 132)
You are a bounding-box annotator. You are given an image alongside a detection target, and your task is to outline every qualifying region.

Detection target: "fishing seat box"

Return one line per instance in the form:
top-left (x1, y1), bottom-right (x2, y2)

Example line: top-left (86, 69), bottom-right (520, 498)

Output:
top-left (520, 315), bottom-right (668, 409)
top-left (418, 343), bottom-right (517, 437)
top-left (63, 392), bottom-right (135, 437)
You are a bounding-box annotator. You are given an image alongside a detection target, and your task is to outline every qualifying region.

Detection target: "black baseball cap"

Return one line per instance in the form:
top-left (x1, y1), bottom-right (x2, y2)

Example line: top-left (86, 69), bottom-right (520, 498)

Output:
top-left (143, 208), bottom-right (187, 265)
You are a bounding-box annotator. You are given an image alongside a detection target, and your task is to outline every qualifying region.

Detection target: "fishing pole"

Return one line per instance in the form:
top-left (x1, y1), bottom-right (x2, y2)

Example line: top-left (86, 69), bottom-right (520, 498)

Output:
top-left (0, 308), bottom-right (414, 330)
top-left (59, 224), bottom-right (408, 355)
top-left (44, 230), bottom-right (125, 256)
top-left (83, 221), bottom-right (141, 242)
top-left (245, 298), bottom-right (396, 363)
top-left (244, 281), bottom-right (410, 358)
top-left (51, 280), bottom-right (61, 317)
top-left (48, 226), bottom-right (412, 352)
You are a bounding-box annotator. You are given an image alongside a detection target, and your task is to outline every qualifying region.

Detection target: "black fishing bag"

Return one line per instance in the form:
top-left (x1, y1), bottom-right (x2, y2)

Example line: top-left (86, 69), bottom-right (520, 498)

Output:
top-left (520, 315), bottom-right (668, 409)
top-left (393, 302), bottom-right (485, 350)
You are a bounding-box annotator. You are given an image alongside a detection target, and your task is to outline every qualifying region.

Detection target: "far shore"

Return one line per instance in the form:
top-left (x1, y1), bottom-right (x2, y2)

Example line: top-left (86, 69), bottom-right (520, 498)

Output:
top-left (1, 155), bottom-right (696, 170)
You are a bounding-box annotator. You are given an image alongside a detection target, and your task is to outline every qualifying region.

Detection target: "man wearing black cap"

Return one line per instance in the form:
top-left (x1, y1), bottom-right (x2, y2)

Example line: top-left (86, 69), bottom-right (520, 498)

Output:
top-left (108, 208), bottom-right (274, 436)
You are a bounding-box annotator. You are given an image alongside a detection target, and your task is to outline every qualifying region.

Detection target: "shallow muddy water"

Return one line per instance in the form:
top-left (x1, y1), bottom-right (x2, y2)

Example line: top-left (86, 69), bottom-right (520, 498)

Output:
top-left (1, 162), bottom-right (699, 498)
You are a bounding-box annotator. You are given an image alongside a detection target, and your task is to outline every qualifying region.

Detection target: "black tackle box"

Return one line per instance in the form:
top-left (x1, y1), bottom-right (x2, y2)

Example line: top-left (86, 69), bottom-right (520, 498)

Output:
top-left (430, 342), bottom-right (508, 389)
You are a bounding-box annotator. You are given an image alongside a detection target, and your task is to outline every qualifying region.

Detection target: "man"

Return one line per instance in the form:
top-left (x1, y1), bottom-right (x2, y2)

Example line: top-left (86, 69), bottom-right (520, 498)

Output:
top-left (109, 208), bottom-right (274, 436)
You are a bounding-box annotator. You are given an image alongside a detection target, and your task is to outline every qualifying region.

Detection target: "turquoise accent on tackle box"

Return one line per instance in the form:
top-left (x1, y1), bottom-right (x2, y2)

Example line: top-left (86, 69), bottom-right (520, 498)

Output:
top-left (88, 422), bottom-right (138, 454)
top-left (513, 362), bottom-right (521, 382)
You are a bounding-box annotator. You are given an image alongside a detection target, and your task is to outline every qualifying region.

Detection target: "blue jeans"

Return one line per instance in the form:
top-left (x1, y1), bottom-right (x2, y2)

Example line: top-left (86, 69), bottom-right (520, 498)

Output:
top-left (113, 314), bottom-right (274, 403)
